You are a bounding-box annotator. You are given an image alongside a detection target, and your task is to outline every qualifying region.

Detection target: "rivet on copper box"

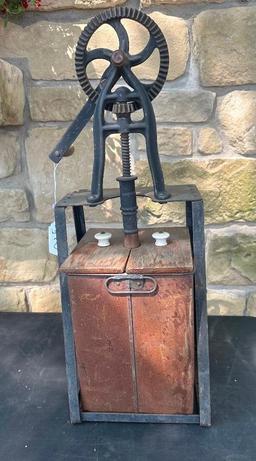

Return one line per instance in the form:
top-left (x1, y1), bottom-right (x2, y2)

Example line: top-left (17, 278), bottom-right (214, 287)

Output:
top-left (49, 7), bottom-right (211, 426)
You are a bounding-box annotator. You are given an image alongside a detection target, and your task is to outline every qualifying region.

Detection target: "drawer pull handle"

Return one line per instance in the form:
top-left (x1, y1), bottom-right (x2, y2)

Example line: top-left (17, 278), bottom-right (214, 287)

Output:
top-left (105, 275), bottom-right (157, 295)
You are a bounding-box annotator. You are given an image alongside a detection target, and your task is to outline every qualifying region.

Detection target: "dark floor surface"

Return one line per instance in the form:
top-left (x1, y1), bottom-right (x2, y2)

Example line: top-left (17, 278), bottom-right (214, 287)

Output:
top-left (0, 313), bottom-right (255, 461)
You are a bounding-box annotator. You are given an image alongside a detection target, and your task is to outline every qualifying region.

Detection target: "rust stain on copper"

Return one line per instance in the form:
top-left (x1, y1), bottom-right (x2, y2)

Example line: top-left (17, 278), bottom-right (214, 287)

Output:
top-left (68, 277), bottom-right (136, 413)
top-left (132, 276), bottom-right (194, 414)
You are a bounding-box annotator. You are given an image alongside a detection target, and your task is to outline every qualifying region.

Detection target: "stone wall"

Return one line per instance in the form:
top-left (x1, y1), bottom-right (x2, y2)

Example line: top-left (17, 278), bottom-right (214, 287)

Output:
top-left (0, 0), bottom-right (256, 315)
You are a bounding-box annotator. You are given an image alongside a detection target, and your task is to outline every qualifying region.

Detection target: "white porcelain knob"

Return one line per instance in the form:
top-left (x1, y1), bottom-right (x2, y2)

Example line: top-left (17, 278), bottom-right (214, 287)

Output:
top-left (95, 232), bottom-right (112, 247)
top-left (152, 231), bottom-right (170, 247)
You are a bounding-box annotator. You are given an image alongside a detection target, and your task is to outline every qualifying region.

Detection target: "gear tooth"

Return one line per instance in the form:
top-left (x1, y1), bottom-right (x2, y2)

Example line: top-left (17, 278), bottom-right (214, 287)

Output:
top-left (75, 61), bottom-right (84, 69)
top-left (75, 55), bottom-right (84, 63)
top-left (99, 12), bottom-right (105, 22)
top-left (75, 48), bottom-right (85, 56)
top-left (162, 62), bottom-right (169, 70)
top-left (77, 38), bottom-right (86, 47)
top-left (75, 59), bottom-right (84, 68)
top-left (129, 8), bottom-right (135, 19)
top-left (135, 9), bottom-right (141, 20)
top-left (112, 100), bottom-right (136, 114)
top-left (105, 9), bottom-right (111, 20)
top-left (155, 80), bottom-right (163, 89)
top-left (87, 24), bottom-right (94, 34)
top-left (89, 18), bottom-right (95, 28)
top-left (158, 43), bottom-right (168, 54)
top-left (93, 16), bottom-right (100, 26)
top-left (77, 36), bottom-right (85, 45)
top-left (124, 6), bottom-right (130, 17)
top-left (75, 44), bottom-right (85, 52)
top-left (76, 70), bottom-right (85, 78)
top-left (158, 70), bottom-right (166, 77)
top-left (129, 8), bottom-right (136, 19)
top-left (100, 11), bottom-right (105, 20)
top-left (75, 55), bottom-right (83, 63)
top-left (86, 18), bottom-right (94, 30)
top-left (157, 37), bottom-right (165, 46)
top-left (76, 70), bottom-right (85, 77)
top-left (75, 62), bottom-right (84, 70)
top-left (144, 16), bottom-right (151, 26)
top-left (75, 60), bottom-right (84, 69)
top-left (75, 54), bottom-right (83, 61)
top-left (92, 16), bottom-right (100, 26)
top-left (79, 76), bottom-right (88, 84)
top-left (150, 89), bottom-right (158, 99)
top-left (77, 37), bottom-right (86, 46)
top-left (110, 7), bottom-right (116, 17)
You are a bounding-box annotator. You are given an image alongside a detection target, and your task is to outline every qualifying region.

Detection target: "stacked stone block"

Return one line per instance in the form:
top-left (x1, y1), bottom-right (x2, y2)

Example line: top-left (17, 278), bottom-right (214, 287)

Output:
top-left (0, 1), bottom-right (256, 315)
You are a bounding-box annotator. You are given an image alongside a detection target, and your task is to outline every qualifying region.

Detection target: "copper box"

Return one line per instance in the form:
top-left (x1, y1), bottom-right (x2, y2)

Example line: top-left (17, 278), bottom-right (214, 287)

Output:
top-left (61, 227), bottom-right (195, 415)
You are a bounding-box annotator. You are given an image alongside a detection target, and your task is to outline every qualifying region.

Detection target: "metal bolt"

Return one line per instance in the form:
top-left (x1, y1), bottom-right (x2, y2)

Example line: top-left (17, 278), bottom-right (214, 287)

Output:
top-left (111, 49), bottom-right (126, 67)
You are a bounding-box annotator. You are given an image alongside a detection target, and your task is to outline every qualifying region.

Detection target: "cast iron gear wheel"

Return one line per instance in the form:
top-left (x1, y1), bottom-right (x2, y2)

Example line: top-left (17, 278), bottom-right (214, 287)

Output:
top-left (75, 7), bottom-right (169, 110)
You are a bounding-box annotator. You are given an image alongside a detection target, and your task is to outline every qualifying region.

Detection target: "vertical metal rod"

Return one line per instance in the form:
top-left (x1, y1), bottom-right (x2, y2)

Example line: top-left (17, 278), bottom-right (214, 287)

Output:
top-left (186, 201), bottom-right (199, 409)
top-left (186, 200), bottom-right (211, 427)
top-left (55, 205), bottom-right (81, 424)
top-left (117, 112), bottom-right (140, 248)
top-left (117, 176), bottom-right (140, 248)
top-left (73, 205), bottom-right (86, 242)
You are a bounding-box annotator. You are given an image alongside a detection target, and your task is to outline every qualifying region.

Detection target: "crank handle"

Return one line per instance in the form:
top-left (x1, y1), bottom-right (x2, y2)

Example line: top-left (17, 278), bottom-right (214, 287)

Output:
top-left (49, 100), bottom-right (96, 163)
top-left (63, 146), bottom-right (75, 157)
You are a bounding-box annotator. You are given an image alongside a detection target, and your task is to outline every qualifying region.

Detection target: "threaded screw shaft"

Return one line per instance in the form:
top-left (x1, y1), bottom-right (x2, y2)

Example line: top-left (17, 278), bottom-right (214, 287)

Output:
top-left (120, 132), bottom-right (131, 177)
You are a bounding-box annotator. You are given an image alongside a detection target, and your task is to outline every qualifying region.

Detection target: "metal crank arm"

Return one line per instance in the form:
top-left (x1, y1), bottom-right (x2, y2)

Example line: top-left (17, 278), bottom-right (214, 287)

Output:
top-left (49, 100), bottom-right (96, 164)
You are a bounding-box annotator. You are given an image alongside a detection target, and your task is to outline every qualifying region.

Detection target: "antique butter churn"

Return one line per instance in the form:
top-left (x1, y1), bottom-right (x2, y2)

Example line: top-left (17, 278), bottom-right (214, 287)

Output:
top-left (49, 7), bottom-right (211, 426)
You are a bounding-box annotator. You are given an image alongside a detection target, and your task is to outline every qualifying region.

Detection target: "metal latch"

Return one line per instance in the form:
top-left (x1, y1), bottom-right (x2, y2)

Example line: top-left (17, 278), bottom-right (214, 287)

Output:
top-left (105, 274), bottom-right (157, 295)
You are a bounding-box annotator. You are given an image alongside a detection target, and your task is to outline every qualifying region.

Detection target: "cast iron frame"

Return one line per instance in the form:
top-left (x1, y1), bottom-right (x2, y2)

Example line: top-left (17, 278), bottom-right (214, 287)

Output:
top-left (55, 184), bottom-right (211, 426)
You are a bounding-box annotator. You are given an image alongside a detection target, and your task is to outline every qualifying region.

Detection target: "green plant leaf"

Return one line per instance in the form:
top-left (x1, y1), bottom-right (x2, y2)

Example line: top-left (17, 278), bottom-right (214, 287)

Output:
top-left (0, 0), bottom-right (40, 23)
